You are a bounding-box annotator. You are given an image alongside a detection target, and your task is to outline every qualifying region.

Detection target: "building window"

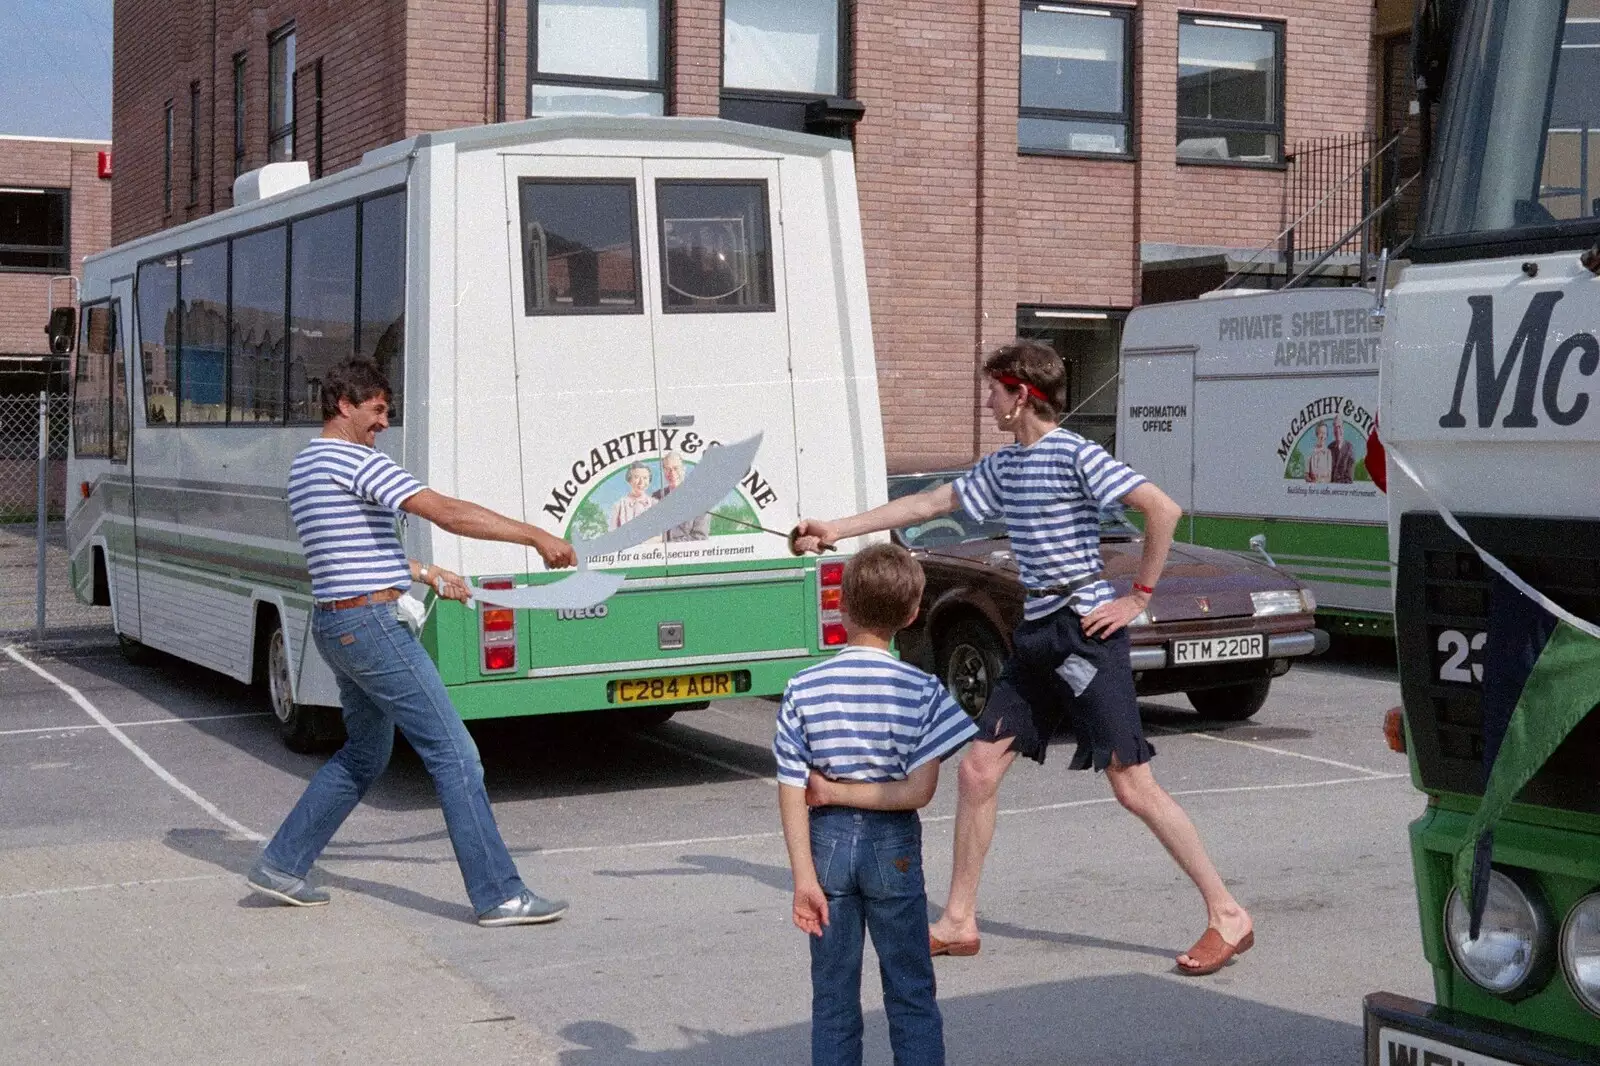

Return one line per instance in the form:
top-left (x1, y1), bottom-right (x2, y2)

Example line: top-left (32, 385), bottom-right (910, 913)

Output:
top-left (1017, 305), bottom-right (1125, 448)
top-left (528, 0), bottom-right (666, 117)
top-left (163, 101), bottom-right (174, 214)
top-left (233, 52), bottom-right (247, 179)
top-left (1177, 14), bottom-right (1284, 165)
top-left (312, 59), bottom-right (324, 178)
top-left (721, 0), bottom-right (851, 132)
top-left (268, 24), bottom-right (296, 162)
top-left (1019, 3), bottom-right (1132, 157)
top-left (0, 188), bottom-right (70, 272)
top-left (188, 80), bottom-right (202, 206)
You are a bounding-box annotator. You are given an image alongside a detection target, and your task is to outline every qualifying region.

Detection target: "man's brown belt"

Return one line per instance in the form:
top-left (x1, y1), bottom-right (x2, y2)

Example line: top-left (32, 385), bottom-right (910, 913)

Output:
top-left (316, 587), bottom-right (405, 611)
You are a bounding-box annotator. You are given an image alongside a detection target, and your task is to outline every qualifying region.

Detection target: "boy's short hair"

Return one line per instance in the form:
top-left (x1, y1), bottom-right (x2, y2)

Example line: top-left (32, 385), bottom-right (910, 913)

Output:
top-left (321, 358), bottom-right (392, 421)
top-left (842, 543), bottom-right (925, 633)
top-left (983, 339), bottom-right (1066, 419)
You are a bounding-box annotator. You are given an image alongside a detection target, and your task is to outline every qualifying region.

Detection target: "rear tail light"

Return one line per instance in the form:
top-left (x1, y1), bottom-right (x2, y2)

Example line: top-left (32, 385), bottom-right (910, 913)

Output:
top-left (818, 561), bottom-right (846, 647)
top-left (1383, 706), bottom-right (1407, 754)
top-left (479, 576), bottom-right (517, 673)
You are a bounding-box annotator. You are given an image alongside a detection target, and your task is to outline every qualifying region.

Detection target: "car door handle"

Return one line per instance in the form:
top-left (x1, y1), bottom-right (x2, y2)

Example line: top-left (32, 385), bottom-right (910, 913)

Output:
top-left (659, 414), bottom-right (694, 427)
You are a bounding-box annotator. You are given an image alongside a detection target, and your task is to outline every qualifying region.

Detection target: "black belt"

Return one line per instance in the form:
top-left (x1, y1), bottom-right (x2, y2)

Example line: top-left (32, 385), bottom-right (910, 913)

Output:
top-left (1024, 573), bottom-right (1103, 599)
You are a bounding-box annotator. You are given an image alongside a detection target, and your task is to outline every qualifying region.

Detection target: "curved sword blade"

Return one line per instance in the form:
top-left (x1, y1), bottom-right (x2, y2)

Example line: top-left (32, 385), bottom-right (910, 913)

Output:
top-left (470, 569), bottom-right (625, 611)
top-left (574, 433), bottom-right (764, 560)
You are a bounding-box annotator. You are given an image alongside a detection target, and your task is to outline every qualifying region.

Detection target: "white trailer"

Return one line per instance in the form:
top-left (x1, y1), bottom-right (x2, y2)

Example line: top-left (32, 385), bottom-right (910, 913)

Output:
top-left (1117, 286), bottom-right (1389, 635)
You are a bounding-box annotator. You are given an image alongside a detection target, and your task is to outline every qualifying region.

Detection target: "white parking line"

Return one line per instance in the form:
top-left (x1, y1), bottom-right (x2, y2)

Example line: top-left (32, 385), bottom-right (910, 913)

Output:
top-left (2, 646), bottom-right (265, 842)
top-left (634, 731), bottom-right (778, 785)
top-left (530, 772), bottom-right (1405, 858)
top-left (0, 873), bottom-right (228, 902)
top-left (1146, 723), bottom-right (1396, 778)
top-left (0, 712), bottom-right (272, 738)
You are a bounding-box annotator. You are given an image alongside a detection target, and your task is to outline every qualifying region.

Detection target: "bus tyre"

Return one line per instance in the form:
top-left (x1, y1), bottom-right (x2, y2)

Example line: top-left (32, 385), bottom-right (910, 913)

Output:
top-left (264, 619), bottom-right (344, 753)
top-left (1186, 678), bottom-right (1272, 722)
top-left (117, 633), bottom-right (156, 666)
top-left (938, 618), bottom-right (1007, 718)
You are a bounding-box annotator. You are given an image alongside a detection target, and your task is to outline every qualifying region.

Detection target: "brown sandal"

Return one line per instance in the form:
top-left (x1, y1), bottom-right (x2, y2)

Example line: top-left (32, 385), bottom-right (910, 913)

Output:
top-left (929, 934), bottom-right (981, 958)
top-left (1176, 928), bottom-right (1254, 976)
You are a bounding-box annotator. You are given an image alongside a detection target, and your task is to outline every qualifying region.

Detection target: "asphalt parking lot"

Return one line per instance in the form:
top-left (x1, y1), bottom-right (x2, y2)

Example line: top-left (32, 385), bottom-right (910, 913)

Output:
top-left (0, 635), bottom-right (1432, 1065)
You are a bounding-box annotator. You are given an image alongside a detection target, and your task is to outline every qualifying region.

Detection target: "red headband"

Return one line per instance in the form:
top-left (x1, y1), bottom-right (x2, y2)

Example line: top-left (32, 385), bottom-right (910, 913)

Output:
top-left (994, 373), bottom-right (1051, 406)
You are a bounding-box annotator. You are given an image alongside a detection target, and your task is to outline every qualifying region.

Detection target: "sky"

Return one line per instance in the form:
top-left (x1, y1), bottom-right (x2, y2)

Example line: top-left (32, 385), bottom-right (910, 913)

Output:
top-left (0, 0), bottom-right (114, 140)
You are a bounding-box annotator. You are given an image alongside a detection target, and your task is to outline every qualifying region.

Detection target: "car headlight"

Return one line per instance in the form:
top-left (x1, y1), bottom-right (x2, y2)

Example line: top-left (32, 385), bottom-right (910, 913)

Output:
top-left (1250, 589), bottom-right (1314, 617)
top-left (1444, 869), bottom-right (1554, 998)
top-left (1561, 892), bottom-right (1600, 1016)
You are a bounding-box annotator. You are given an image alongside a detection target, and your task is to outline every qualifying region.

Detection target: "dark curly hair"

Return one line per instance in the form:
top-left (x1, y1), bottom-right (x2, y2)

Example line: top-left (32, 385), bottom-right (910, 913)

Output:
top-left (320, 358), bottom-right (393, 421)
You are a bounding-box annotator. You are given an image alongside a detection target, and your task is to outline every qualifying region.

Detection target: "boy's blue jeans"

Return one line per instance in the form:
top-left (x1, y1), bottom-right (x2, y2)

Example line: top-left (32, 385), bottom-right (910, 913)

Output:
top-left (262, 601), bottom-right (527, 916)
top-left (808, 806), bottom-right (944, 1066)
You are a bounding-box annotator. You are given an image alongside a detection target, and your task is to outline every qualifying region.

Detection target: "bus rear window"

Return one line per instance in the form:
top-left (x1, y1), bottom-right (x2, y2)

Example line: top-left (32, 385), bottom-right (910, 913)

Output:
top-left (657, 181), bottom-right (774, 313)
top-left (519, 180), bottom-right (641, 315)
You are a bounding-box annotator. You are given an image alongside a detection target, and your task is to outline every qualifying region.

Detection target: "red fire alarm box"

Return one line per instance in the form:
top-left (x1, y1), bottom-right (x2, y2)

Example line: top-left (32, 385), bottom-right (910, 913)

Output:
top-left (97, 150), bottom-right (113, 179)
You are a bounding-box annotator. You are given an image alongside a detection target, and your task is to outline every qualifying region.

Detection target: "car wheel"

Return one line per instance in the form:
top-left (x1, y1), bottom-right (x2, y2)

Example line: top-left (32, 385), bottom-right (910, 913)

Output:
top-left (1186, 678), bottom-right (1272, 721)
top-left (264, 616), bottom-right (344, 753)
top-left (938, 618), bottom-right (1007, 718)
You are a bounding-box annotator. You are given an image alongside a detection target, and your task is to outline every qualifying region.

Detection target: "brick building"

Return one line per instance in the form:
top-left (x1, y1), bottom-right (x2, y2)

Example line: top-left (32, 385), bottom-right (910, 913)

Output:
top-left (111, 0), bottom-right (1381, 470)
top-left (0, 135), bottom-right (113, 397)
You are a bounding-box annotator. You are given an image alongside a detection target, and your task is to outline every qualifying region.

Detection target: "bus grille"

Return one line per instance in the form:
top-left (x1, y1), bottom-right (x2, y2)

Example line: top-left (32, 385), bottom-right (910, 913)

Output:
top-left (1396, 512), bottom-right (1600, 813)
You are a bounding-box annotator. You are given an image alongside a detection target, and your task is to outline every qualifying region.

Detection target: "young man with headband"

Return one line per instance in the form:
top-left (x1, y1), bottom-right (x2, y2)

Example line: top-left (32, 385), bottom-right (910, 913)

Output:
top-left (794, 340), bottom-right (1254, 976)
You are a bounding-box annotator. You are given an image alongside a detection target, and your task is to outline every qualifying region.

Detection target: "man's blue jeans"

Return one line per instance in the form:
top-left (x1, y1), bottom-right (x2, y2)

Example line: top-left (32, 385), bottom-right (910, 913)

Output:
top-left (261, 601), bottom-right (526, 915)
top-left (808, 806), bottom-right (944, 1066)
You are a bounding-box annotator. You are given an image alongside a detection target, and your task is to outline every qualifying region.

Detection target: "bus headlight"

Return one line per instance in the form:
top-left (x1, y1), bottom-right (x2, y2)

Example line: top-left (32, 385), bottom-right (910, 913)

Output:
top-left (1251, 589), bottom-right (1314, 617)
top-left (1444, 869), bottom-right (1553, 998)
top-left (1560, 892), bottom-right (1600, 1016)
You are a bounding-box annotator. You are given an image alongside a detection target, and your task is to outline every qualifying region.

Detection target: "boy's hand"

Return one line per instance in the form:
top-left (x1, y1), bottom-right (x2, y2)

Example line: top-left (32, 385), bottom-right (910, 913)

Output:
top-left (793, 880), bottom-right (829, 937)
top-left (789, 519), bottom-right (839, 555)
top-left (805, 769), bottom-right (833, 807)
top-left (1082, 593), bottom-right (1147, 638)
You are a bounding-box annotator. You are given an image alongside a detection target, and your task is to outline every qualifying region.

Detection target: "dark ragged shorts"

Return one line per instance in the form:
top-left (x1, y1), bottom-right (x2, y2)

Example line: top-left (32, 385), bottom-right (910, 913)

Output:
top-left (974, 603), bottom-right (1155, 771)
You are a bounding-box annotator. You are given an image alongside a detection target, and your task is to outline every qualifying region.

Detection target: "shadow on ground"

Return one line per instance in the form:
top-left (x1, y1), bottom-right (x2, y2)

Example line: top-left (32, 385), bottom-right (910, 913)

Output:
top-left (555, 972), bottom-right (1359, 1065)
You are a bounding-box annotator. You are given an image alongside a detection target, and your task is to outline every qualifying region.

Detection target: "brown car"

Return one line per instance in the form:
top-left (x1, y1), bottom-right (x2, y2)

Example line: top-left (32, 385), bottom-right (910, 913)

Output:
top-left (888, 472), bottom-right (1329, 721)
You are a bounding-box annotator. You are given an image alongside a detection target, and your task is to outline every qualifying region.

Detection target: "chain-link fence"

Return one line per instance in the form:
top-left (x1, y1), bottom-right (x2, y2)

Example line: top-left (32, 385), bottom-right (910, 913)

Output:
top-left (0, 393), bottom-right (70, 522)
top-left (0, 393), bottom-right (109, 640)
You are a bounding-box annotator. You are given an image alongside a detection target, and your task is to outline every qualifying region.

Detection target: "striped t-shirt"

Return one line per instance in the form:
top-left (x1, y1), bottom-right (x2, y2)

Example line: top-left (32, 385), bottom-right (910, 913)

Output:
top-left (287, 439), bottom-right (424, 601)
top-left (954, 428), bottom-right (1147, 621)
top-left (773, 646), bottom-right (978, 789)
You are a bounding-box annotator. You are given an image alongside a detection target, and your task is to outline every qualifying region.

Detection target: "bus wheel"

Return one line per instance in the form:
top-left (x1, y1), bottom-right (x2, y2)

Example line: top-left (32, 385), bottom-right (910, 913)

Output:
top-left (264, 618), bottom-right (343, 753)
top-left (117, 633), bottom-right (155, 666)
top-left (1186, 678), bottom-right (1272, 722)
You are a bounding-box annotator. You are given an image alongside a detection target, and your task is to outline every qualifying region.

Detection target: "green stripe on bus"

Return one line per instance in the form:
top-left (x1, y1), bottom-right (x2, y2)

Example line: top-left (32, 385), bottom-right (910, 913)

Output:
top-left (1187, 514), bottom-right (1388, 561)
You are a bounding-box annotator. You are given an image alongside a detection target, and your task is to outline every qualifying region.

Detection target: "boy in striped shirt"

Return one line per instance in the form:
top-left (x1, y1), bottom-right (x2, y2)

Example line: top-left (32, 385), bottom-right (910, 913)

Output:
top-left (793, 340), bottom-right (1254, 978)
top-left (775, 543), bottom-right (976, 1066)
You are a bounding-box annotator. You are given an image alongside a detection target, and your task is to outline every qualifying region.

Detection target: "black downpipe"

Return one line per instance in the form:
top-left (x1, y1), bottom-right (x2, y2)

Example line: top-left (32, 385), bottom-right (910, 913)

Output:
top-left (495, 0), bottom-right (506, 124)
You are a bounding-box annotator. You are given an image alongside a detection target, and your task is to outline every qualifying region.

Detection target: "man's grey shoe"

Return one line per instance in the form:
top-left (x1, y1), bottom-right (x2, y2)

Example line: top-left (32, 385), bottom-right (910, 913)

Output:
top-left (477, 889), bottom-right (568, 927)
top-left (246, 859), bottom-right (330, 907)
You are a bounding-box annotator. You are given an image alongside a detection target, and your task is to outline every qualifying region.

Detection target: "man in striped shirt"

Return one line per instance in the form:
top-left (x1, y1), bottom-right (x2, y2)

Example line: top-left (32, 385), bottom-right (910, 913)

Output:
top-left (794, 341), bottom-right (1254, 978)
top-left (249, 358), bottom-right (578, 928)
top-left (775, 543), bottom-right (976, 1066)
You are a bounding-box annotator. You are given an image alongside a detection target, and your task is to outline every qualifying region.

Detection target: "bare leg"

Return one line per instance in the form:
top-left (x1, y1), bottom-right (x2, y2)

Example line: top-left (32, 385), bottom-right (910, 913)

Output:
top-left (928, 736), bottom-right (1018, 943)
top-left (1105, 757), bottom-right (1252, 969)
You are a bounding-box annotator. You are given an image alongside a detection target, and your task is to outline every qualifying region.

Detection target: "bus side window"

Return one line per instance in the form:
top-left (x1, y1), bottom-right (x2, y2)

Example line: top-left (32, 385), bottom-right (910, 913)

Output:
top-left (518, 179), bottom-right (641, 315)
top-left (110, 300), bottom-right (129, 462)
top-left (357, 190), bottom-right (406, 423)
top-left (136, 257), bottom-right (179, 425)
top-left (657, 181), bottom-right (774, 312)
top-left (73, 303), bottom-right (114, 458)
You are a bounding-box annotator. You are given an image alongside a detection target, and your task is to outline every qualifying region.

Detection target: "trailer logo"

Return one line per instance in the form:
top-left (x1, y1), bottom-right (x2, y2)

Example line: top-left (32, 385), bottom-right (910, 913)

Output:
top-left (1439, 293), bottom-right (1598, 429)
top-left (1279, 397), bottom-right (1376, 487)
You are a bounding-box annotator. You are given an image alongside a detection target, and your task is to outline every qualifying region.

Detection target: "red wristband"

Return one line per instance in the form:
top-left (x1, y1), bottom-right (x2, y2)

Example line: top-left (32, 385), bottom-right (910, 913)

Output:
top-left (1132, 582), bottom-right (1155, 596)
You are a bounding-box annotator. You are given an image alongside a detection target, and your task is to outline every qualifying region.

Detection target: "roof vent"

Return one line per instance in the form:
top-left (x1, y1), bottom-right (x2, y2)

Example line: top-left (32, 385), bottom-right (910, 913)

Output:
top-left (233, 161), bottom-right (311, 205)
